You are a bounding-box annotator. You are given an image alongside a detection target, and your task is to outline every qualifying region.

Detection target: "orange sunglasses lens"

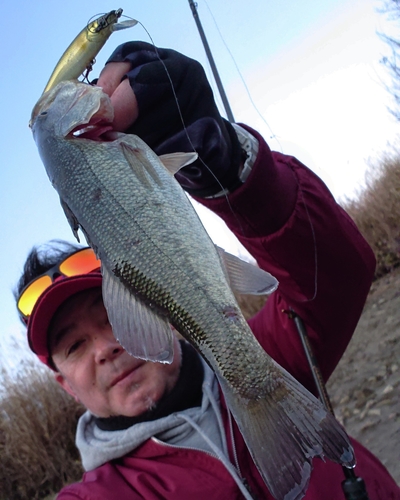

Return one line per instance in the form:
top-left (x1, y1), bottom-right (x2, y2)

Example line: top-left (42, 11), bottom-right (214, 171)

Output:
top-left (17, 248), bottom-right (101, 318)
top-left (59, 248), bottom-right (100, 276)
top-left (18, 275), bottom-right (53, 317)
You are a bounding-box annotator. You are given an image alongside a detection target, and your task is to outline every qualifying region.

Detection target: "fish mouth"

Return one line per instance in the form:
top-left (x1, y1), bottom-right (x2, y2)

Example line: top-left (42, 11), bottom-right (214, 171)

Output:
top-left (36, 81), bottom-right (117, 140)
top-left (70, 120), bottom-right (115, 141)
top-left (69, 105), bottom-right (118, 141)
top-left (67, 83), bottom-right (120, 141)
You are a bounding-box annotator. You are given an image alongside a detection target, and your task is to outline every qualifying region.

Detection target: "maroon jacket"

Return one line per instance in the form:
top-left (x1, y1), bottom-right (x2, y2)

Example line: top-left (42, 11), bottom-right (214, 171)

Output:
top-left (58, 126), bottom-right (400, 499)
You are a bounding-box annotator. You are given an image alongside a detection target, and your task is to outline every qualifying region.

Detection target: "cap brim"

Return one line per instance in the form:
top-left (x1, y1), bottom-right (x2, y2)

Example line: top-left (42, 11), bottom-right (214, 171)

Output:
top-left (28, 273), bottom-right (102, 364)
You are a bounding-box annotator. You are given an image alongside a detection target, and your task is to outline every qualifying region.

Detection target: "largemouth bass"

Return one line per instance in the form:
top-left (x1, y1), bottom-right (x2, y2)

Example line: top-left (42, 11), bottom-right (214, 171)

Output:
top-left (30, 81), bottom-right (355, 500)
top-left (41, 9), bottom-right (137, 95)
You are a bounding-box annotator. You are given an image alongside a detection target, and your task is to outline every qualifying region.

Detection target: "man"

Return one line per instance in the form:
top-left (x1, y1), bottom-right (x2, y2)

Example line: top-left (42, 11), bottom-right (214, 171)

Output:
top-left (16, 42), bottom-right (400, 499)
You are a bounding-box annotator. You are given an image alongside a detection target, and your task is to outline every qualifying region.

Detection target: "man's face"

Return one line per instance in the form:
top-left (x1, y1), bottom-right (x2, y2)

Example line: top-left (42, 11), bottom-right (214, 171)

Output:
top-left (50, 288), bottom-right (182, 418)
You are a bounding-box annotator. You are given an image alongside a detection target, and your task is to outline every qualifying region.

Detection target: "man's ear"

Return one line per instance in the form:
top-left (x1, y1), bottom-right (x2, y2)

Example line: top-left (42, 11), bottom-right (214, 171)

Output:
top-left (54, 372), bottom-right (80, 403)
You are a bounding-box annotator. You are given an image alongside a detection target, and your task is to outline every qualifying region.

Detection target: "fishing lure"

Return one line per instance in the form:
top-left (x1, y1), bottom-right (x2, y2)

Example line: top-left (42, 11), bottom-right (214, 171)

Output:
top-left (42, 8), bottom-right (137, 94)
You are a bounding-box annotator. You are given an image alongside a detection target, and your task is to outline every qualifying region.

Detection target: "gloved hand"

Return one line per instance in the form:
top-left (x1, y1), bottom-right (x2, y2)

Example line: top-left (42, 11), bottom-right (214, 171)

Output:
top-left (96, 41), bottom-right (244, 197)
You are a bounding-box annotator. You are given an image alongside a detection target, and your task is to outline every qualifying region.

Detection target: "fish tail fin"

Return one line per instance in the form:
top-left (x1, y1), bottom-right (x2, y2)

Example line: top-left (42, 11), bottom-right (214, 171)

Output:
top-left (217, 367), bottom-right (354, 500)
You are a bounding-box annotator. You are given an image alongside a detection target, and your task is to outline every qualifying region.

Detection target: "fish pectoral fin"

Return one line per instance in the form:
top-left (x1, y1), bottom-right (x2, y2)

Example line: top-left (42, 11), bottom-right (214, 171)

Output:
top-left (217, 365), bottom-right (355, 500)
top-left (216, 246), bottom-right (278, 295)
top-left (102, 265), bottom-right (174, 364)
top-left (159, 152), bottom-right (198, 175)
top-left (60, 198), bottom-right (80, 242)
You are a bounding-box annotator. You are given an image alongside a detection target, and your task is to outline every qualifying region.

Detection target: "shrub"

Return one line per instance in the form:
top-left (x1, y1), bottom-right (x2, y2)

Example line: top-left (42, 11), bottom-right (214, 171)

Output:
top-left (0, 362), bottom-right (84, 500)
top-left (342, 150), bottom-right (400, 278)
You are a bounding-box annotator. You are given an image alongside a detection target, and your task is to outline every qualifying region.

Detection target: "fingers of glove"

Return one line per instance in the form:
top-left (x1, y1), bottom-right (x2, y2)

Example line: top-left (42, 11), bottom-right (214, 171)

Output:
top-left (106, 41), bottom-right (197, 86)
top-left (97, 61), bottom-right (131, 97)
top-left (109, 79), bottom-right (139, 132)
top-left (104, 42), bottom-right (243, 197)
top-left (106, 41), bottom-right (218, 127)
top-left (96, 62), bottom-right (139, 132)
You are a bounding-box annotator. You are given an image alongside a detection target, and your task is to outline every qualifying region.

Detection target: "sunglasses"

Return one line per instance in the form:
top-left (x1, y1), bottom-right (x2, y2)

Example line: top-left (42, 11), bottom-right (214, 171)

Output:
top-left (17, 247), bottom-right (101, 319)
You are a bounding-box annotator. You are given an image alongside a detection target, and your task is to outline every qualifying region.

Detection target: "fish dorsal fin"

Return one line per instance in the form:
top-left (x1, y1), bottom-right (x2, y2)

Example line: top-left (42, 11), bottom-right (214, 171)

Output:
top-left (102, 265), bottom-right (174, 364)
top-left (216, 246), bottom-right (278, 295)
top-left (159, 152), bottom-right (198, 175)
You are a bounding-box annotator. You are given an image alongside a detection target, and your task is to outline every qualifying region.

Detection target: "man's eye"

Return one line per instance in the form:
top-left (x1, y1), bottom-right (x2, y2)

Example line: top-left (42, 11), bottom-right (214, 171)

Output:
top-left (67, 340), bottom-right (85, 356)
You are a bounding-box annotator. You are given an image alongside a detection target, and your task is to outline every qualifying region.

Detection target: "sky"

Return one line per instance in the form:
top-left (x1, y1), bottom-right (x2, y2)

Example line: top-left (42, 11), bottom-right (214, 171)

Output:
top-left (0, 0), bottom-right (398, 368)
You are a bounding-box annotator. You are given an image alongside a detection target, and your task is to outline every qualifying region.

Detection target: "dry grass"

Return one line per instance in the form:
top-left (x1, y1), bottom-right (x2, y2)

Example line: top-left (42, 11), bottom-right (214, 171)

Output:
top-left (341, 151), bottom-right (400, 278)
top-left (0, 362), bottom-right (84, 500)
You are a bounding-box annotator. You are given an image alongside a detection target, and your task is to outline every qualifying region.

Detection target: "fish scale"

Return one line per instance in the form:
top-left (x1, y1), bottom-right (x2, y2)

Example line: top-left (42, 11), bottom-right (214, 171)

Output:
top-left (31, 80), bottom-right (356, 500)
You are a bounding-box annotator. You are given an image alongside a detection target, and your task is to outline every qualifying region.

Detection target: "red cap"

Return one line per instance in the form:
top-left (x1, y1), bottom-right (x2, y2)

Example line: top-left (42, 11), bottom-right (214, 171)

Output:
top-left (27, 272), bottom-right (102, 369)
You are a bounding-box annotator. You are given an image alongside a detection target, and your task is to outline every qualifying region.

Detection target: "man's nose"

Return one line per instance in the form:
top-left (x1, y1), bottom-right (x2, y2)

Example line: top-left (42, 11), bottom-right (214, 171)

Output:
top-left (93, 334), bottom-right (123, 364)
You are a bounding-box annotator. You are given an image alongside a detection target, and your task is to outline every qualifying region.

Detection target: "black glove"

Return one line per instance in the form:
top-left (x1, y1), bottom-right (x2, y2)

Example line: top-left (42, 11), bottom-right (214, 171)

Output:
top-left (105, 41), bottom-right (244, 197)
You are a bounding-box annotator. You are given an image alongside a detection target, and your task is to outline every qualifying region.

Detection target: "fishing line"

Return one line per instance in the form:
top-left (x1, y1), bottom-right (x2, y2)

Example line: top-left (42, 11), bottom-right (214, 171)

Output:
top-left (122, 15), bottom-right (318, 300)
top-left (202, 0), bottom-right (283, 153)
top-left (87, 9), bottom-right (123, 33)
top-left (133, 19), bottom-right (230, 193)
top-left (126, 16), bottom-right (244, 233)
top-left (82, 11), bottom-right (122, 84)
top-left (86, 13), bottom-right (103, 31)
top-left (192, 3), bottom-right (319, 300)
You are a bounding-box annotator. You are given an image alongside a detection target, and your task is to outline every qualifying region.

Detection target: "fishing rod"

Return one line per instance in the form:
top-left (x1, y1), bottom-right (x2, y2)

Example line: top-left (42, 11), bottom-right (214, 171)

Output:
top-left (187, 0), bottom-right (235, 122)
top-left (188, 4), bottom-right (370, 497)
top-left (287, 309), bottom-right (370, 500)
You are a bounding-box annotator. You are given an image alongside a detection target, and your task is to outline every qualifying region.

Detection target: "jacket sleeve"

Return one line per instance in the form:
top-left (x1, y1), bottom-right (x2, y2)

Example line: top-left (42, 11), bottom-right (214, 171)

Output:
top-left (196, 124), bottom-right (376, 393)
top-left (56, 492), bottom-right (84, 499)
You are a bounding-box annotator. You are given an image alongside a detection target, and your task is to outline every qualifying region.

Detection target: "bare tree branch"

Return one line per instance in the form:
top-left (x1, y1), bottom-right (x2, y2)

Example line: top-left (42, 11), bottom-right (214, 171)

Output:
top-left (379, 0), bottom-right (400, 120)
